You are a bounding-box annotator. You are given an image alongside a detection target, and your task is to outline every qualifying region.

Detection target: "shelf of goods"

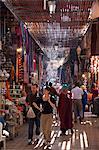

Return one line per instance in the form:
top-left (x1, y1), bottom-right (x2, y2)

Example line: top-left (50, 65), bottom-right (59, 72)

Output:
top-left (10, 88), bottom-right (21, 99)
top-left (0, 99), bottom-right (24, 139)
top-left (0, 98), bottom-right (23, 139)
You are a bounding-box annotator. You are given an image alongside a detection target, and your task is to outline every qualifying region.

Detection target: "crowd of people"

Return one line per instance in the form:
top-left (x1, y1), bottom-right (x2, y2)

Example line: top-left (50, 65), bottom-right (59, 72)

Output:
top-left (24, 81), bottom-right (98, 149)
top-left (0, 81), bottom-right (98, 149)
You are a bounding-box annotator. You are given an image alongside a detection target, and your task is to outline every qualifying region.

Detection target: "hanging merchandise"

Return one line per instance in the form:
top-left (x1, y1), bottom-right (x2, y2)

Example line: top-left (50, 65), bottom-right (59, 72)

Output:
top-left (5, 80), bottom-right (12, 100)
top-left (11, 65), bottom-right (15, 81)
top-left (91, 21), bottom-right (99, 55)
top-left (26, 29), bottom-right (29, 54)
top-left (33, 51), bottom-right (36, 72)
top-left (30, 72), bottom-right (38, 84)
top-left (15, 26), bottom-right (22, 48)
top-left (16, 52), bottom-right (24, 83)
top-left (23, 54), bottom-right (29, 83)
top-left (90, 56), bottom-right (99, 84)
top-left (39, 54), bottom-right (43, 85)
top-left (20, 22), bottom-right (26, 62)
top-left (74, 61), bottom-right (78, 77)
top-left (28, 36), bottom-right (33, 72)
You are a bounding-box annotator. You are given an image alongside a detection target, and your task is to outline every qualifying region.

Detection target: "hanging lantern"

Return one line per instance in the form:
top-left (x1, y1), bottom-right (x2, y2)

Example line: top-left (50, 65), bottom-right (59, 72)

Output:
top-left (48, 0), bottom-right (56, 14)
top-left (76, 46), bottom-right (81, 55)
top-left (44, 0), bottom-right (56, 14)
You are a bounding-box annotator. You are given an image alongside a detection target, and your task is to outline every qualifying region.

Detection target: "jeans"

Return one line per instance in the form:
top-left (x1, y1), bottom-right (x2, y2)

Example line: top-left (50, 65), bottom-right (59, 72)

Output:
top-left (34, 115), bottom-right (40, 135)
top-left (28, 118), bottom-right (34, 140)
top-left (28, 114), bottom-right (41, 140)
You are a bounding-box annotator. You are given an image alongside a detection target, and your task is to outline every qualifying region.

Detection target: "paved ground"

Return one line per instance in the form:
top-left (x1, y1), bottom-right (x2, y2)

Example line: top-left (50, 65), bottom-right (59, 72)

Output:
top-left (4, 113), bottom-right (99, 150)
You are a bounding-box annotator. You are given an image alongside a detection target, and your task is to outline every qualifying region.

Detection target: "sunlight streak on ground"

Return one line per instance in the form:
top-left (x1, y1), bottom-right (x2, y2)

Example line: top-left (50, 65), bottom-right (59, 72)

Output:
top-left (50, 134), bottom-right (57, 145)
top-left (57, 131), bottom-right (61, 138)
top-left (80, 133), bottom-right (84, 149)
top-left (72, 130), bottom-right (75, 145)
top-left (51, 130), bottom-right (55, 138)
top-left (58, 142), bottom-right (62, 147)
top-left (39, 139), bottom-right (45, 147)
top-left (66, 140), bottom-right (71, 150)
top-left (83, 131), bottom-right (88, 148)
top-left (34, 136), bottom-right (43, 148)
top-left (66, 130), bottom-right (69, 135)
top-left (76, 130), bottom-right (79, 140)
top-left (55, 122), bottom-right (58, 126)
top-left (61, 141), bottom-right (66, 150)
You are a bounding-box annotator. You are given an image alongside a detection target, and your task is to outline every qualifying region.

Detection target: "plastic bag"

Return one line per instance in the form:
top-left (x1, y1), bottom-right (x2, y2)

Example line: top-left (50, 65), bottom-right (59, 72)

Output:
top-left (27, 107), bottom-right (36, 118)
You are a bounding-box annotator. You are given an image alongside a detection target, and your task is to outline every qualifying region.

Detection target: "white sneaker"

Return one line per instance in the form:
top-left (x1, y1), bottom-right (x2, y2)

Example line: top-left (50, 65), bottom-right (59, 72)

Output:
top-left (28, 139), bottom-right (32, 145)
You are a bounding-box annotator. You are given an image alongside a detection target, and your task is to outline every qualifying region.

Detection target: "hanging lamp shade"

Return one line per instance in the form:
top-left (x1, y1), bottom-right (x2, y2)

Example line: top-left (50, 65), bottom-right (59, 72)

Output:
top-left (76, 46), bottom-right (81, 55)
top-left (48, 0), bottom-right (56, 14)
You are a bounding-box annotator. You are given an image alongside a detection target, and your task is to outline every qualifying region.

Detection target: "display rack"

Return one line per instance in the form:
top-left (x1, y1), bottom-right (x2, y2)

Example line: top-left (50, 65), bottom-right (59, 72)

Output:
top-left (9, 83), bottom-right (22, 99)
top-left (10, 88), bottom-right (21, 99)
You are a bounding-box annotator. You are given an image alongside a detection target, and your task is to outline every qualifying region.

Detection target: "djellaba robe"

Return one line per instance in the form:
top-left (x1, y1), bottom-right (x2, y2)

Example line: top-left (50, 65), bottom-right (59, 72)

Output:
top-left (58, 92), bottom-right (73, 130)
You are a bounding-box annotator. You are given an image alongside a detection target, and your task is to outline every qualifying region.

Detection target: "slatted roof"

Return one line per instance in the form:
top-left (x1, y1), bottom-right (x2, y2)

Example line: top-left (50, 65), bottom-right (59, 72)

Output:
top-left (4, 0), bottom-right (94, 50)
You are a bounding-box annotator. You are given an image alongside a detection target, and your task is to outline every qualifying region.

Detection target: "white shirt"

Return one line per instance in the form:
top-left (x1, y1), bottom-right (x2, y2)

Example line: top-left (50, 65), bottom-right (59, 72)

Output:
top-left (71, 86), bottom-right (83, 100)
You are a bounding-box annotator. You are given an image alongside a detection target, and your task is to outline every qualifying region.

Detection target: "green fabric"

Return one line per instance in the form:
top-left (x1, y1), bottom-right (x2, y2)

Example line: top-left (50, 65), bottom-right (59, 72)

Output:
top-left (62, 83), bottom-right (68, 90)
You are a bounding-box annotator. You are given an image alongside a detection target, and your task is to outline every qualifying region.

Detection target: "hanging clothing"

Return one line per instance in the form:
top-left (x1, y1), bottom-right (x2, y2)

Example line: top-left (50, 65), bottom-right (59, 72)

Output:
top-left (74, 61), bottom-right (78, 76)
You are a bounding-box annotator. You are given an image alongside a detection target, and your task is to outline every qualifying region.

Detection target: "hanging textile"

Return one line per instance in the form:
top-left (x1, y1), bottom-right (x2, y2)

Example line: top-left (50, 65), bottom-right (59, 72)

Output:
top-left (24, 54), bottom-right (29, 83)
top-left (20, 21), bottom-right (26, 62)
top-left (33, 51), bottom-right (36, 72)
top-left (91, 21), bottom-right (99, 55)
top-left (28, 36), bottom-right (33, 72)
top-left (26, 29), bottom-right (29, 54)
top-left (61, 67), bottom-right (66, 84)
top-left (39, 54), bottom-right (43, 84)
top-left (15, 26), bottom-right (22, 48)
top-left (74, 61), bottom-right (78, 76)
top-left (11, 65), bottom-right (15, 81)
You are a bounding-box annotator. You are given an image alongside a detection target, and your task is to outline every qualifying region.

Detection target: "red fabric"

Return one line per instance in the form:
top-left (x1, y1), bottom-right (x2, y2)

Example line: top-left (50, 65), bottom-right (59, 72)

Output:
top-left (58, 92), bottom-right (73, 129)
top-left (50, 87), bottom-right (59, 96)
top-left (92, 88), bottom-right (98, 99)
top-left (33, 52), bottom-right (36, 71)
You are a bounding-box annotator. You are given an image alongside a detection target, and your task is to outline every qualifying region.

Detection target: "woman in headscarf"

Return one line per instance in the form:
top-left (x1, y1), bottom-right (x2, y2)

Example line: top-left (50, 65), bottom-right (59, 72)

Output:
top-left (58, 84), bottom-right (73, 135)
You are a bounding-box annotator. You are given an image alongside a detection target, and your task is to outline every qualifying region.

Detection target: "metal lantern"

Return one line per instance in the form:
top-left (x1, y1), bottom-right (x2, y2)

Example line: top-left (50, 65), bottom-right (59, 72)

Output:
top-left (76, 46), bottom-right (81, 56)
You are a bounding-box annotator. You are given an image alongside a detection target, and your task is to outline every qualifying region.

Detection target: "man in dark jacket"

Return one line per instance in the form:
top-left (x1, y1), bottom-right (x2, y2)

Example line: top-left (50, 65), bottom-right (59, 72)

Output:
top-left (26, 84), bottom-right (42, 145)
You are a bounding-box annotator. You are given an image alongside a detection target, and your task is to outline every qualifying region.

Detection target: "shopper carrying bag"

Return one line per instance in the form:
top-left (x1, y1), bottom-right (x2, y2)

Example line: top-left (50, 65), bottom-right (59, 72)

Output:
top-left (27, 106), bottom-right (36, 119)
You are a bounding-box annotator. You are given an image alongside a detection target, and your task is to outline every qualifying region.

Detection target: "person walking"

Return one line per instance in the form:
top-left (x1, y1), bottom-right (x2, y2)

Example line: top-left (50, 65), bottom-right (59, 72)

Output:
top-left (81, 85), bottom-right (87, 118)
top-left (26, 84), bottom-right (42, 145)
top-left (49, 82), bottom-right (59, 118)
top-left (58, 84), bottom-right (73, 135)
top-left (49, 82), bottom-right (59, 99)
top-left (41, 87), bottom-right (56, 148)
top-left (71, 82), bottom-right (84, 123)
top-left (31, 84), bottom-right (42, 137)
